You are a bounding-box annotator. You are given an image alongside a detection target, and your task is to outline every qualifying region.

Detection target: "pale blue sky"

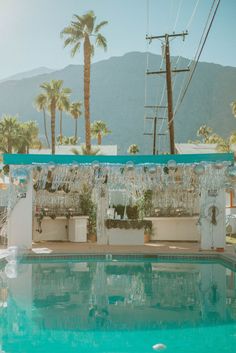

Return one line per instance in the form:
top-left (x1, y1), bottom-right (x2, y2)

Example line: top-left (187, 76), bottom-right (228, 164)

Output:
top-left (0, 0), bottom-right (235, 79)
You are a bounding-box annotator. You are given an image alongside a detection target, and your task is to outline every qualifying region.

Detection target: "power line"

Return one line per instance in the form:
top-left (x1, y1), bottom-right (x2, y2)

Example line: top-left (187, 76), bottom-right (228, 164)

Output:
top-left (186, 0), bottom-right (201, 30)
top-left (157, 0), bottom-right (202, 152)
top-left (173, 0), bottom-right (184, 32)
top-left (173, 0), bottom-right (221, 118)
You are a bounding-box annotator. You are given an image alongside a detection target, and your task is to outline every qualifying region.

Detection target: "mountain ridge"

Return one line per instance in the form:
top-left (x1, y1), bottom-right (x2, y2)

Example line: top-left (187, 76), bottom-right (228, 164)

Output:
top-left (0, 51), bottom-right (235, 154)
top-left (0, 67), bottom-right (55, 83)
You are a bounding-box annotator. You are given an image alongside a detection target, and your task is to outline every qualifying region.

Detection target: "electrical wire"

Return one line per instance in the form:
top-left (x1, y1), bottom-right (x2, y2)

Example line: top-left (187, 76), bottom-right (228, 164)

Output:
top-left (186, 0), bottom-right (201, 29)
top-left (144, 0), bottom-right (150, 133)
top-left (173, 0), bottom-right (221, 120)
top-left (173, 0), bottom-right (184, 32)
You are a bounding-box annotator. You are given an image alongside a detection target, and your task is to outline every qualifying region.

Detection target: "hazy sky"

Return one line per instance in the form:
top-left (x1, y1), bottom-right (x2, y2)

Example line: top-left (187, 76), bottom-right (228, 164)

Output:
top-left (0, 0), bottom-right (235, 79)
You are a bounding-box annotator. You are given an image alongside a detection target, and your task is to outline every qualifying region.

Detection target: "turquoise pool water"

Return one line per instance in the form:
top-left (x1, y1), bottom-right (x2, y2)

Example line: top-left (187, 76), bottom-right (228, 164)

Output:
top-left (0, 258), bottom-right (236, 353)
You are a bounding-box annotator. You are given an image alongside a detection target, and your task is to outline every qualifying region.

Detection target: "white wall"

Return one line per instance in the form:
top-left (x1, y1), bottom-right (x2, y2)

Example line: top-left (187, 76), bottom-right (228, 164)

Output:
top-left (30, 144), bottom-right (118, 155)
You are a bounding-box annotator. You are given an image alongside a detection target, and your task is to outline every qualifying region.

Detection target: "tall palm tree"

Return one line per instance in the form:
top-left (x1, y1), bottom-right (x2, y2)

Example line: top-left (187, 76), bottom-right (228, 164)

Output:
top-left (39, 80), bottom-right (71, 154)
top-left (61, 11), bottom-right (108, 153)
top-left (35, 93), bottom-right (50, 148)
top-left (70, 101), bottom-right (82, 141)
top-left (0, 115), bottom-right (21, 153)
top-left (91, 120), bottom-right (111, 145)
top-left (57, 89), bottom-right (71, 144)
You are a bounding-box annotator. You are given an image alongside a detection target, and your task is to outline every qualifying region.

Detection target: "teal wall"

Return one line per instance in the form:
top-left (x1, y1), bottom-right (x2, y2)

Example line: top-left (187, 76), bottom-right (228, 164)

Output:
top-left (3, 153), bottom-right (234, 165)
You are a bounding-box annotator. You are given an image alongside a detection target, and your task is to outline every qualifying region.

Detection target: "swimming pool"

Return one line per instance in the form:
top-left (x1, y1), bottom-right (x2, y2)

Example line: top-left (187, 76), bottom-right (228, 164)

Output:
top-left (0, 257), bottom-right (236, 353)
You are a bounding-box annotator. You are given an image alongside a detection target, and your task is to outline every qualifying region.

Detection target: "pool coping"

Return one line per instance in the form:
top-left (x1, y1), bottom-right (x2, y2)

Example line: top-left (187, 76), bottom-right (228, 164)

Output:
top-left (15, 251), bottom-right (236, 270)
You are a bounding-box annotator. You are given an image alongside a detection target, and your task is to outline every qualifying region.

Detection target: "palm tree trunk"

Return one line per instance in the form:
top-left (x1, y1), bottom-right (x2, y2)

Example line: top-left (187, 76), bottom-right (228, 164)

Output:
top-left (8, 137), bottom-right (12, 154)
top-left (59, 109), bottom-right (63, 145)
top-left (50, 100), bottom-right (56, 155)
top-left (74, 118), bottom-right (78, 141)
top-left (98, 131), bottom-right (102, 145)
top-left (43, 109), bottom-right (50, 148)
top-left (84, 36), bottom-right (91, 153)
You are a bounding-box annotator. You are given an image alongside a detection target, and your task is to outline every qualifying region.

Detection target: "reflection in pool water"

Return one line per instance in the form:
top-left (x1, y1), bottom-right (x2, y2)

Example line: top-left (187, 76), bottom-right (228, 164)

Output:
top-left (0, 259), bottom-right (236, 353)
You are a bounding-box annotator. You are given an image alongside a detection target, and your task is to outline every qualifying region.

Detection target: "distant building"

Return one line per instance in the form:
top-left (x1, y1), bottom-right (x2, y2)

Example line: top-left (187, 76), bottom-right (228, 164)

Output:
top-left (175, 143), bottom-right (218, 154)
top-left (29, 145), bottom-right (118, 155)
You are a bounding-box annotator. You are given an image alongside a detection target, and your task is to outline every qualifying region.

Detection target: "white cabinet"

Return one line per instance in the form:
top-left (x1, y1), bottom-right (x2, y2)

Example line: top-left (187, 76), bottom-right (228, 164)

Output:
top-left (68, 216), bottom-right (88, 242)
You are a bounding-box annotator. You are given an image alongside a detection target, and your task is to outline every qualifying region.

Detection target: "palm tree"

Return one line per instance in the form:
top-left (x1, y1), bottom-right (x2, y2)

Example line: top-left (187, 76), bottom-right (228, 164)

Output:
top-left (91, 120), bottom-right (111, 145)
top-left (231, 102), bottom-right (236, 118)
top-left (0, 115), bottom-right (21, 153)
top-left (57, 89), bottom-right (71, 144)
top-left (39, 80), bottom-right (71, 154)
top-left (34, 93), bottom-right (50, 148)
top-left (197, 125), bottom-right (213, 143)
top-left (61, 11), bottom-right (108, 153)
top-left (128, 144), bottom-right (140, 155)
top-left (17, 121), bottom-right (40, 154)
top-left (70, 101), bottom-right (82, 142)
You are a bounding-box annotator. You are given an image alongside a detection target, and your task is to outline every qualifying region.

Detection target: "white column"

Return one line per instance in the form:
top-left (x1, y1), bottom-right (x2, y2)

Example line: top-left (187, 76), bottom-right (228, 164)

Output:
top-left (7, 172), bottom-right (33, 249)
top-left (96, 184), bottom-right (109, 245)
top-left (200, 189), bottom-right (225, 250)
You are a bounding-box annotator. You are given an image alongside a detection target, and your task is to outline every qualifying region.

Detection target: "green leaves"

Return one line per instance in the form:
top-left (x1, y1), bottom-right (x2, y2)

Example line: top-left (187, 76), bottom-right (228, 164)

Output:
top-left (0, 115), bottom-right (40, 154)
top-left (61, 11), bottom-right (108, 57)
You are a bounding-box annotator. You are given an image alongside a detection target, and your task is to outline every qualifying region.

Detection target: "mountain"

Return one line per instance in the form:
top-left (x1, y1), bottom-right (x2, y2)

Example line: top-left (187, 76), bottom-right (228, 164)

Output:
top-left (0, 52), bottom-right (235, 154)
top-left (0, 67), bottom-right (55, 82)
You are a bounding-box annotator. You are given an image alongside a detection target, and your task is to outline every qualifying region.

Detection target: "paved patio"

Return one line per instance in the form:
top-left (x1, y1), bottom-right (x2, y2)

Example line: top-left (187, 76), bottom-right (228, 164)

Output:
top-left (28, 240), bottom-right (236, 255)
top-left (1, 239), bottom-right (236, 258)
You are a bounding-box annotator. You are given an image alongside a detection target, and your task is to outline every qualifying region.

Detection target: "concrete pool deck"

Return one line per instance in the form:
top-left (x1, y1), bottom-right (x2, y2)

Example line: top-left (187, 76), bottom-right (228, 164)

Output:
top-left (1, 240), bottom-right (236, 259)
top-left (28, 240), bottom-right (236, 256)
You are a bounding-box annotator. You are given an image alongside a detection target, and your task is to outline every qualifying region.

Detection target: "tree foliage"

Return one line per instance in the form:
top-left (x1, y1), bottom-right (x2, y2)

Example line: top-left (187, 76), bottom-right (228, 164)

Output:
top-left (0, 115), bottom-right (40, 153)
top-left (91, 120), bottom-right (111, 145)
top-left (127, 144), bottom-right (140, 154)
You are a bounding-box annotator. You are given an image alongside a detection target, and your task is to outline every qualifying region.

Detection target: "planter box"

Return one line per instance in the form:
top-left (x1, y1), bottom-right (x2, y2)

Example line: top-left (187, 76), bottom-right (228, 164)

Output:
top-left (107, 228), bottom-right (144, 245)
top-left (104, 219), bottom-right (152, 245)
top-left (144, 216), bottom-right (200, 241)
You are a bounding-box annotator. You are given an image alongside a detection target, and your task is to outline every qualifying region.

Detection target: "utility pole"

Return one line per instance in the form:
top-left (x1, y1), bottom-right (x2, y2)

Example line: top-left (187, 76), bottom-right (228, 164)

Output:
top-left (146, 31), bottom-right (189, 154)
top-left (144, 106), bottom-right (167, 155)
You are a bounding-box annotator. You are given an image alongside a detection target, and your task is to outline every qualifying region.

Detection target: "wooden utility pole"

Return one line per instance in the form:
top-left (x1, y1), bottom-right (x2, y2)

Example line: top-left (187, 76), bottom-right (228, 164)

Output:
top-left (144, 108), bottom-right (167, 155)
top-left (146, 31), bottom-right (189, 154)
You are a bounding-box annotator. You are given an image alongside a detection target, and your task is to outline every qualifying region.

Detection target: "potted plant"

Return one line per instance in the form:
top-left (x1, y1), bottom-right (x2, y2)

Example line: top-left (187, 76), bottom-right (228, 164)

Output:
top-left (79, 185), bottom-right (97, 242)
top-left (144, 222), bottom-right (153, 243)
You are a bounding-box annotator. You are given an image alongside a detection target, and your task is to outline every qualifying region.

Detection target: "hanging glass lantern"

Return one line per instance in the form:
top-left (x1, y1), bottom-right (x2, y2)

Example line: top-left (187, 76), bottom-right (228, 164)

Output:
top-left (225, 166), bottom-right (236, 182)
top-left (213, 161), bottom-right (224, 170)
top-left (11, 168), bottom-right (29, 186)
top-left (167, 160), bottom-right (177, 170)
top-left (193, 164), bottom-right (205, 176)
top-left (92, 160), bottom-right (100, 171)
top-left (126, 161), bottom-right (135, 172)
top-left (224, 182), bottom-right (234, 193)
top-left (148, 165), bottom-right (156, 174)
